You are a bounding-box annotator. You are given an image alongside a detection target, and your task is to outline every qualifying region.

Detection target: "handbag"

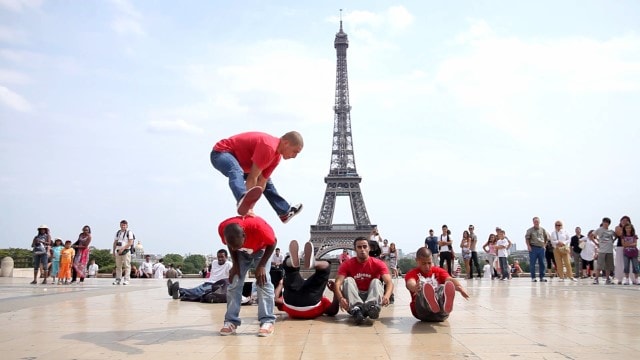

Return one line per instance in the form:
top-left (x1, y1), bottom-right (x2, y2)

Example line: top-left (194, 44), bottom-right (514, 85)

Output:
top-left (578, 241), bottom-right (586, 250)
top-left (623, 247), bottom-right (638, 259)
top-left (557, 245), bottom-right (569, 254)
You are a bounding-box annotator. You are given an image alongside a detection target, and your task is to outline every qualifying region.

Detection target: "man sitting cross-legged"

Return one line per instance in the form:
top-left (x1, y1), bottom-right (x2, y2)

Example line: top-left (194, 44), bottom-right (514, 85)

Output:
top-left (274, 240), bottom-right (340, 319)
top-left (334, 236), bottom-right (394, 325)
top-left (405, 247), bottom-right (470, 322)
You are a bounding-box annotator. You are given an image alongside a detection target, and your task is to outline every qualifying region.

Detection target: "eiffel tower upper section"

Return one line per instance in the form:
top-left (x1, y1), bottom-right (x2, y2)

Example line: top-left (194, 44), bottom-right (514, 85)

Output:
top-left (310, 19), bottom-right (375, 257)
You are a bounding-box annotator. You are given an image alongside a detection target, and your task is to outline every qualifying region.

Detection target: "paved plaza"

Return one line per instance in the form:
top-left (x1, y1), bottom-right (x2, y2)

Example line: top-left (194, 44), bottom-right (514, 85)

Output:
top-left (0, 274), bottom-right (638, 360)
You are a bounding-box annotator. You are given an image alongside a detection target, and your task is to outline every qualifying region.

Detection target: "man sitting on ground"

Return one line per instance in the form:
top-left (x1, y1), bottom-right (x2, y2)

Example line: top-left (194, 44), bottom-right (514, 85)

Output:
top-left (405, 247), bottom-right (469, 322)
top-left (168, 249), bottom-right (235, 303)
top-left (274, 240), bottom-right (339, 319)
top-left (334, 236), bottom-right (394, 325)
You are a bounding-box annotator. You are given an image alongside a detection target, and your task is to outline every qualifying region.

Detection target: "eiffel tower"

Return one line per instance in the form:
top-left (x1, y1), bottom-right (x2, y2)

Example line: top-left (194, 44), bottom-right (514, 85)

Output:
top-left (310, 18), bottom-right (376, 259)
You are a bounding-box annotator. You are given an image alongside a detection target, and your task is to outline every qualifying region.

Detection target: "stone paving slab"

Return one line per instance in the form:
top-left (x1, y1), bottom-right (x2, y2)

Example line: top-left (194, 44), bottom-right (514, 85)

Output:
top-left (0, 276), bottom-right (638, 359)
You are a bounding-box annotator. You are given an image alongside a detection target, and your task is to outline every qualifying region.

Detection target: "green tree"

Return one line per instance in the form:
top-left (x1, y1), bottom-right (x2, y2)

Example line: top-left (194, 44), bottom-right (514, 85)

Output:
top-left (398, 258), bottom-right (417, 274)
top-left (184, 254), bottom-right (206, 274)
top-left (0, 248), bottom-right (33, 268)
top-left (163, 253), bottom-right (184, 267)
top-left (89, 249), bottom-right (115, 273)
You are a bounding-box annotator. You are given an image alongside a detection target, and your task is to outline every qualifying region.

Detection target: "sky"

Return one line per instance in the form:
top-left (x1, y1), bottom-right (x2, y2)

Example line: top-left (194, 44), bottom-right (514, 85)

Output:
top-left (1, 0), bottom-right (639, 258)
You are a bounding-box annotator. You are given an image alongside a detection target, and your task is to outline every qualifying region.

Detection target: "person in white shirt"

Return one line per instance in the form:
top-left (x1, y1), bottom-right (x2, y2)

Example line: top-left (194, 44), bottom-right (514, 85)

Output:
top-left (495, 231), bottom-right (510, 280)
top-left (112, 220), bottom-right (135, 285)
top-left (153, 258), bottom-right (166, 279)
top-left (87, 260), bottom-right (99, 278)
top-left (167, 249), bottom-right (234, 302)
top-left (551, 220), bottom-right (576, 281)
top-left (380, 239), bottom-right (390, 261)
top-left (139, 255), bottom-right (154, 278)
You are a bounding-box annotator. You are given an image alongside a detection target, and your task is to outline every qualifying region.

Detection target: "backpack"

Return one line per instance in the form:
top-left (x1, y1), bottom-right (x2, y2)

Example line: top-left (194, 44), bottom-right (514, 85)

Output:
top-left (116, 230), bottom-right (136, 254)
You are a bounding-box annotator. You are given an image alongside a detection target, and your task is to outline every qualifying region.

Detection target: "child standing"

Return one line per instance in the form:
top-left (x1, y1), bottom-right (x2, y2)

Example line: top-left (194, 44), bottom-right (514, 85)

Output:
top-left (594, 218), bottom-right (615, 285)
top-left (496, 231), bottom-right (510, 281)
top-left (58, 240), bottom-right (75, 285)
top-left (621, 223), bottom-right (639, 285)
top-left (50, 238), bottom-right (64, 284)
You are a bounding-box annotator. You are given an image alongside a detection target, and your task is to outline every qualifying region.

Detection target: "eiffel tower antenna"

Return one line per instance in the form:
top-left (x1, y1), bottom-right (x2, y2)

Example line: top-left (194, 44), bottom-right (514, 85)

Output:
top-left (310, 16), bottom-right (376, 258)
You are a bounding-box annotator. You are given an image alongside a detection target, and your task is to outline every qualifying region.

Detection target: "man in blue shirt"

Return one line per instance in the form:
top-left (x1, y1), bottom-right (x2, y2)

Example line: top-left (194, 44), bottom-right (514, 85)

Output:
top-left (424, 229), bottom-right (439, 266)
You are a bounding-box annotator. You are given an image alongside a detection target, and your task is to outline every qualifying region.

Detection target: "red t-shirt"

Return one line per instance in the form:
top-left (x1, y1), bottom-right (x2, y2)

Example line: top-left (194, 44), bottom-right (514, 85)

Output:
top-left (337, 257), bottom-right (389, 291)
top-left (278, 297), bottom-right (332, 319)
top-left (213, 132), bottom-right (281, 178)
top-left (405, 266), bottom-right (450, 316)
top-left (218, 216), bottom-right (276, 253)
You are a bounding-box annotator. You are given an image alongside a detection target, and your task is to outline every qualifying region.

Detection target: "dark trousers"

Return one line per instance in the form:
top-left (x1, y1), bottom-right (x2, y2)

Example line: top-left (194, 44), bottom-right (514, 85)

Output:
top-left (439, 251), bottom-right (453, 276)
top-left (469, 251), bottom-right (481, 278)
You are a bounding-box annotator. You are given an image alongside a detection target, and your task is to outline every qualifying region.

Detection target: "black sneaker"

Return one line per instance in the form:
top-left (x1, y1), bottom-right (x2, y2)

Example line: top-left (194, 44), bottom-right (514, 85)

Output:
top-left (279, 203), bottom-right (303, 224)
top-left (171, 282), bottom-right (180, 299)
top-left (352, 307), bottom-right (365, 325)
top-left (365, 301), bottom-right (380, 319)
top-left (167, 279), bottom-right (173, 296)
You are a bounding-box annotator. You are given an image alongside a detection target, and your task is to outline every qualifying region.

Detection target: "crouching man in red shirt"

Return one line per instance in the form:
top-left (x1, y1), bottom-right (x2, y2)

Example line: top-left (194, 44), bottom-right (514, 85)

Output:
top-left (218, 216), bottom-right (277, 337)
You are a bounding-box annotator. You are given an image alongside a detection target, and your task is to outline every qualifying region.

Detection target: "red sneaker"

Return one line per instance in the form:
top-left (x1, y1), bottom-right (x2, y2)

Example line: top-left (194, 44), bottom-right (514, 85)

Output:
top-left (443, 281), bottom-right (456, 313)
top-left (422, 283), bottom-right (440, 313)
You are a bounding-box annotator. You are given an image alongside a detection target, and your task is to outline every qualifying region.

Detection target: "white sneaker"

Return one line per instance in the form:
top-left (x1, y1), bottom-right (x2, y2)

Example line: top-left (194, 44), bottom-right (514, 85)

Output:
top-left (258, 322), bottom-right (274, 337)
top-left (112, 279), bottom-right (120, 285)
top-left (122, 280), bottom-right (130, 285)
top-left (303, 241), bottom-right (315, 270)
top-left (622, 278), bottom-right (630, 285)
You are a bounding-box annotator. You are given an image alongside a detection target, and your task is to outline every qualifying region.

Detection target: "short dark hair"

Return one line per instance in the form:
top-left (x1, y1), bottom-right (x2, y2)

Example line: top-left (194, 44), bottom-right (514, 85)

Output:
top-left (217, 249), bottom-right (228, 257)
top-left (602, 217), bottom-right (611, 224)
top-left (223, 223), bottom-right (245, 248)
top-left (120, 220), bottom-right (128, 225)
top-left (353, 236), bottom-right (369, 247)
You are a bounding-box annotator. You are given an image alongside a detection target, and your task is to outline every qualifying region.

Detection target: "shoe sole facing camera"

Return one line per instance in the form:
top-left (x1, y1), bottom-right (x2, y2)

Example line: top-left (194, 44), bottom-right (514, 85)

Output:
top-left (303, 242), bottom-right (315, 270)
top-left (422, 283), bottom-right (440, 313)
top-left (236, 186), bottom-right (263, 216)
top-left (442, 281), bottom-right (455, 314)
top-left (289, 240), bottom-right (300, 268)
top-left (167, 279), bottom-right (173, 296)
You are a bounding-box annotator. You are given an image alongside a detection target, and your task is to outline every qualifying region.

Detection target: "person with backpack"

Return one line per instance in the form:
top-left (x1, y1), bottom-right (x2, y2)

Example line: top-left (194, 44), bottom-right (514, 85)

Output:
top-left (112, 219), bottom-right (135, 285)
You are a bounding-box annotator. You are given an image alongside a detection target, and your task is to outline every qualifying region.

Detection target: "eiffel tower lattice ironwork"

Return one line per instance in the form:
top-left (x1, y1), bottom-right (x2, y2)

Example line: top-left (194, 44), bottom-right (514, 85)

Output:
top-left (310, 20), bottom-right (376, 259)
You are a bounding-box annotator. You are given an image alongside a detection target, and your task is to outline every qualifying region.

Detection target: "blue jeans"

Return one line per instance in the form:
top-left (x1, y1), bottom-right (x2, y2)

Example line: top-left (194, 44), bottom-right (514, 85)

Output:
top-left (210, 151), bottom-right (291, 215)
top-left (499, 257), bottom-right (509, 279)
top-left (224, 249), bottom-right (275, 326)
top-left (529, 246), bottom-right (546, 279)
top-left (181, 283), bottom-right (209, 299)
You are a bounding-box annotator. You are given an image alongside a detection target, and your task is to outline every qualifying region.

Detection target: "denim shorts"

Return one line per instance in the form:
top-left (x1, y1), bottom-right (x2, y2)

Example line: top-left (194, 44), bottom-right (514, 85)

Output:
top-left (33, 253), bottom-right (48, 270)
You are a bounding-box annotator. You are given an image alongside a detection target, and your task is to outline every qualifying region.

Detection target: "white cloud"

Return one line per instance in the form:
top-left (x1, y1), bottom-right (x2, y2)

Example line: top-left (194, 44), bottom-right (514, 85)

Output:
top-left (0, 85), bottom-right (32, 112)
top-left (387, 6), bottom-right (414, 30)
top-left (0, 0), bottom-right (42, 12)
top-left (110, 0), bottom-right (145, 37)
top-left (182, 39), bottom-right (334, 125)
top-left (147, 119), bottom-right (204, 135)
top-left (433, 19), bottom-right (640, 140)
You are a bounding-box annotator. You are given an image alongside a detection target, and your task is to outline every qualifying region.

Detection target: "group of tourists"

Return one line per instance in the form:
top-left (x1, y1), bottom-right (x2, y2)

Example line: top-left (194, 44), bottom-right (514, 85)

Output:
top-left (30, 224), bottom-right (94, 285)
